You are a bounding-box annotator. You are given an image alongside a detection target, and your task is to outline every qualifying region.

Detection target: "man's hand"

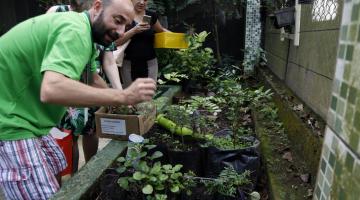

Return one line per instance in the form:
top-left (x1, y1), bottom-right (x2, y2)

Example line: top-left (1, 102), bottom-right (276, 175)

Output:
top-left (123, 78), bottom-right (156, 105)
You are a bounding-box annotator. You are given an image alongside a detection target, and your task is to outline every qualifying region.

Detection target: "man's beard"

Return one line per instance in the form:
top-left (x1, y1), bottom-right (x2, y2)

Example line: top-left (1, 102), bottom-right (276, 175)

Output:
top-left (92, 11), bottom-right (119, 47)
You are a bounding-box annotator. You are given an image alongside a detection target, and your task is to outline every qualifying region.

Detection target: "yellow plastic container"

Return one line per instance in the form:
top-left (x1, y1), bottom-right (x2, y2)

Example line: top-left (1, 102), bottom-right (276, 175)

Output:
top-left (154, 32), bottom-right (188, 49)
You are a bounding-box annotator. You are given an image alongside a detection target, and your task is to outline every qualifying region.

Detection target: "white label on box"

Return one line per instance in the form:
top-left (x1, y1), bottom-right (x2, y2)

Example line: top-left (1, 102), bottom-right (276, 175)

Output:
top-left (100, 118), bottom-right (126, 135)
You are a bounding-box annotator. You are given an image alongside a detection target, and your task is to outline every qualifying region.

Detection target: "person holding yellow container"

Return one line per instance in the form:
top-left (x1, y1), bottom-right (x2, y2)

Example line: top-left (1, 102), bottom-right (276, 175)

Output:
top-left (116, 0), bottom-right (168, 88)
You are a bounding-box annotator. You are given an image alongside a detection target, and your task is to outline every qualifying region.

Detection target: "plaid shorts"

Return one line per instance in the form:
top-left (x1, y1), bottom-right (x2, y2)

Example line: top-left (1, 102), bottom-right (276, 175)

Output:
top-left (0, 135), bottom-right (67, 200)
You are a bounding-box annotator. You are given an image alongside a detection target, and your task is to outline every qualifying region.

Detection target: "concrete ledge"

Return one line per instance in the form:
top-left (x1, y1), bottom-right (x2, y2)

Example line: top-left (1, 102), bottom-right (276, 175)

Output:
top-left (252, 109), bottom-right (313, 199)
top-left (257, 66), bottom-right (324, 184)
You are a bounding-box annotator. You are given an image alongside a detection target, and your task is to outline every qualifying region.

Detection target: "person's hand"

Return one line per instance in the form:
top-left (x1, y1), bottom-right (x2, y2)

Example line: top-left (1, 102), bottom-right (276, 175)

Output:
top-left (132, 22), bottom-right (151, 34)
top-left (123, 78), bottom-right (156, 105)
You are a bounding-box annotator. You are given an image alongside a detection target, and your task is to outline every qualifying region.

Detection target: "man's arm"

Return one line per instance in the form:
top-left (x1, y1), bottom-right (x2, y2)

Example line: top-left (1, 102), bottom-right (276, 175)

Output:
top-left (91, 72), bottom-right (109, 88)
top-left (40, 71), bottom-right (156, 107)
top-left (102, 52), bottom-right (123, 90)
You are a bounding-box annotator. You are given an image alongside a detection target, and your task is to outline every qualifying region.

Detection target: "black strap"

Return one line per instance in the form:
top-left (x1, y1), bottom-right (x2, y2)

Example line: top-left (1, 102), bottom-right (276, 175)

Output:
top-left (55, 5), bottom-right (70, 12)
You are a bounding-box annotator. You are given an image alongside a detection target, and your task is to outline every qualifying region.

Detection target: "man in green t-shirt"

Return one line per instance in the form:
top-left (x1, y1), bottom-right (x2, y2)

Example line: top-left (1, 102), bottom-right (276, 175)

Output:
top-left (0, 0), bottom-right (156, 199)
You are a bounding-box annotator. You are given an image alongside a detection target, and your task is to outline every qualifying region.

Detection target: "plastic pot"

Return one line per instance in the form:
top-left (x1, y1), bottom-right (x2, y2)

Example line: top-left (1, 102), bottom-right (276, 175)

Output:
top-left (274, 7), bottom-right (295, 28)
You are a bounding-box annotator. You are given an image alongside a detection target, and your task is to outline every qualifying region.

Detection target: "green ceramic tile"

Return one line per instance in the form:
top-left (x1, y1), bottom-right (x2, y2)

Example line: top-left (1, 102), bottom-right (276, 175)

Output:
top-left (315, 184), bottom-right (322, 199)
top-left (345, 104), bottom-right (355, 124)
top-left (354, 163), bottom-right (360, 183)
top-left (345, 152), bottom-right (355, 172)
top-left (317, 171), bottom-right (324, 188)
top-left (329, 152), bottom-right (336, 168)
top-left (334, 79), bottom-right (341, 94)
top-left (341, 25), bottom-right (348, 41)
top-left (352, 4), bottom-right (360, 21)
top-left (354, 111), bottom-right (360, 131)
top-left (321, 158), bottom-right (327, 173)
top-left (323, 180), bottom-right (330, 197)
top-left (338, 187), bottom-right (346, 200)
top-left (331, 96), bottom-right (338, 111)
top-left (323, 144), bottom-right (330, 160)
top-left (346, 45), bottom-right (354, 61)
top-left (336, 99), bottom-right (345, 116)
top-left (338, 44), bottom-right (346, 59)
top-left (357, 25), bottom-right (360, 42)
top-left (335, 117), bottom-right (343, 134)
top-left (334, 161), bottom-right (343, 177)
top-left (348, 86), bottom-right (357, 104)
top-left (349, 130), bottom-right (359, 151)
top-left (349, 24), bottom-right (358, 42)
top-left (328, 110), bottom-right (336, 128)
top-left (332, 136), bottom-right (339, 151)
top-left (325, 166), bottom-right (333, 185)
top-left (340, 82), bottom-right (349, 98)
top-left (343, 63), bottom-right (352, 81)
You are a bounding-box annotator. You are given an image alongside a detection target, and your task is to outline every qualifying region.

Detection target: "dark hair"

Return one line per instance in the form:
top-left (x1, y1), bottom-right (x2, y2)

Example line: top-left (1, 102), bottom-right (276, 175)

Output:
top-left (70, 0), bottom-right (93, 11)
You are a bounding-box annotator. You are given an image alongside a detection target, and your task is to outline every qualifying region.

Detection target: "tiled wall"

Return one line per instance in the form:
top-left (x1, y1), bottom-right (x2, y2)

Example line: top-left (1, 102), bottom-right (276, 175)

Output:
top-left (314, 0), bottom-right (360, 199)
top-left (244, 0), bottom-right (261, 74)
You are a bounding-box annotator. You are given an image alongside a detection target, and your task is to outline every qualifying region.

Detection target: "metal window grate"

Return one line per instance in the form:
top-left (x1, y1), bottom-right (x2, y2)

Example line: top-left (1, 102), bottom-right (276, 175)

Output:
top-left (312, 0), bottom-right (338, 21)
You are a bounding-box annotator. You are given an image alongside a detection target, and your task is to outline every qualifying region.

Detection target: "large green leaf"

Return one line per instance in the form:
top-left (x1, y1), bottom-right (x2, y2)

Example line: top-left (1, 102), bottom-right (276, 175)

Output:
top-left (116, 166), bottom-right (126, 174)
top-left (170, 172), bottom-right (181, 179)
top-left (151, 151), bottom-right (163, 160)
top-left (149, 176), bottom-right (157, 182)
top-left (139, 161), bottom-right (150, 173)
top-left (155, 184), bottom-right (165, 191)
top-left (116, 157), bottom-right (126, 163)
top-left (158, 174), bottom-right (168, 181)
top-left (142, 184), bottom-right (154, 194)
top-left (150, 162), bottom-right (161, 174)
top-left (140, 151), bottom-right (148, 158)
top-left (145, 144), bottom-right (157, 150)
top-left (133, 171), bottom-right (145, 180)
top-left (173, 164), bottom-right (183, 172)
top-left (162, 164), bottom-right (172, 171)
top-left (170, 185), bottom-right (180, 193)
top-left (117, 177), bottom-right (129, 190)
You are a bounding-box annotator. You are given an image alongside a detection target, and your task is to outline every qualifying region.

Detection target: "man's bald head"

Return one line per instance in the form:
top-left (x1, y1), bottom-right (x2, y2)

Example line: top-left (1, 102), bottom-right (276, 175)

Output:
top-left (90, 0), bottom-right (134, 46)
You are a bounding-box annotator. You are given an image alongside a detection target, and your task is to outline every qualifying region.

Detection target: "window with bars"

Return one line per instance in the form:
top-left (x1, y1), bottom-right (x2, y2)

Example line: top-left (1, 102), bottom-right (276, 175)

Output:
top-left (312, 0), bottom-right (338, 21)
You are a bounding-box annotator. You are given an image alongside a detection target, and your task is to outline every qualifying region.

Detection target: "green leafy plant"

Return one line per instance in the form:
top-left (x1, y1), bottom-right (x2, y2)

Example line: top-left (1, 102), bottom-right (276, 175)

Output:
top-left (164, 105), bottom-right (192, 131)
top-left (160, 31), bottom-right (215, 84)
top-left (116, 140), bottom-right (196, 200)
top-left (181, 96), bottom-right (223, 116)
top-left (110, 102), bottom-right (155, 116)
top-left (259, 105), bottom-right (278, 120)
top-left (201, 134), bottom-right (251, 150)
top-left (157, 72), bottom-right (188, 85)
top-left (194, 166), bottom-right (251, 197)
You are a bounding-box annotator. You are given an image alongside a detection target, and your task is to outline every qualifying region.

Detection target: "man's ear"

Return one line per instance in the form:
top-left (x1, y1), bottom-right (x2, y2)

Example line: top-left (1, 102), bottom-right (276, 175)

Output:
top-left (92, 0), bottom-right (103, 13)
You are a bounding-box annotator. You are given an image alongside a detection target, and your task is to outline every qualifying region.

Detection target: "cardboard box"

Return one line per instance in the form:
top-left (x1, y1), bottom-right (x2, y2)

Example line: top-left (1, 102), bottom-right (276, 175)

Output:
top-left (95, 106), bottom-right (156, 140)
top-left (154, 32), bottom-right (188, 49)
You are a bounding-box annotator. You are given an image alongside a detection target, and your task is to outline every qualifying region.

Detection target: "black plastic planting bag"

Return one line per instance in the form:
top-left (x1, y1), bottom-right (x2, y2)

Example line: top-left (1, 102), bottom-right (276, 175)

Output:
top-left (214, 189), bottom-right (247, 200)
top-left (204, 135), bottom-right (261, 189)
top-left (168, 148), bottom-right (203, 176)
top-left (148, 143), bottom-right (169, 164)
top-left (98, 168), bottom-right (124, 200)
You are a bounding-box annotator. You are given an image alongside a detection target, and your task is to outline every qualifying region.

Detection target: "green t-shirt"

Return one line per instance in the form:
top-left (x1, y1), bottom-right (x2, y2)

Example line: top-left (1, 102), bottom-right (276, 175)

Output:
top-left (0, 12), bottom-right (97, 140)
